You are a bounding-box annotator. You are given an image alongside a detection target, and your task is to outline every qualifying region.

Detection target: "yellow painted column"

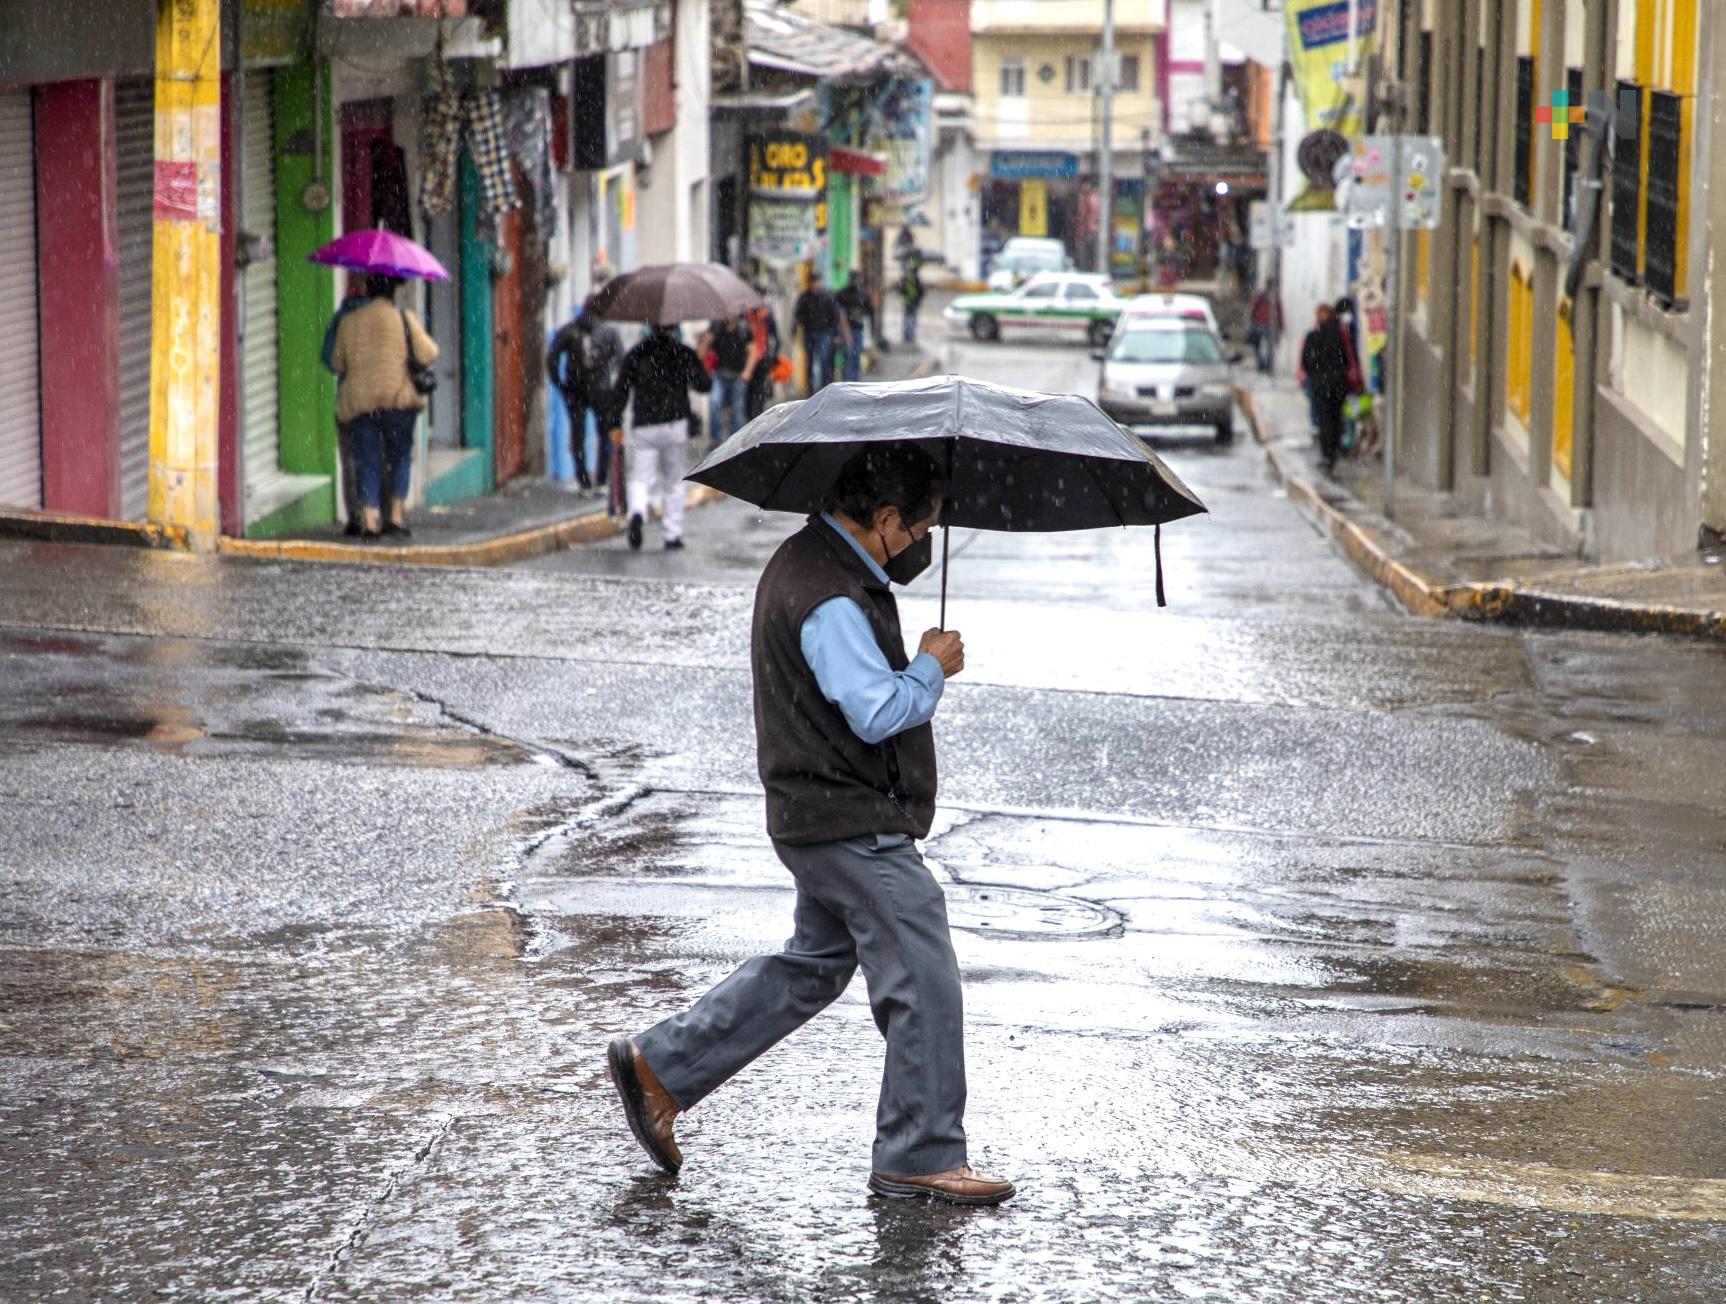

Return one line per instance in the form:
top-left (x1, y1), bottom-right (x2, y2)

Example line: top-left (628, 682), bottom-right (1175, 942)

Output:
top-left (148, 0), bottom-right (223, 551)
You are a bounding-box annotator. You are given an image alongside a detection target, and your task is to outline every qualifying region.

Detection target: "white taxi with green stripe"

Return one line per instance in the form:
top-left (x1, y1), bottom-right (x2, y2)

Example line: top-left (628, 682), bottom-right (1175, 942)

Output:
top-left (943, 272), bottom-right (1127, 348)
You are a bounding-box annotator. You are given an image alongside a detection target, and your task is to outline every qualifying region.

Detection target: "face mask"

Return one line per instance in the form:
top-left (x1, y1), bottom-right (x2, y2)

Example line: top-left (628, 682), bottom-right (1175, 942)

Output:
top-left (880, 522), bottom-right (934, 585)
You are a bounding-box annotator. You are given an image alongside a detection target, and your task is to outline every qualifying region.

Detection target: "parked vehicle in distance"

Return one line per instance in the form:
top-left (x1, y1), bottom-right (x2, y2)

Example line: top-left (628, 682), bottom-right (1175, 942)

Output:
top-left (985, 237), bottom-right (1072, 291)
top-left (1093, 319), bottom-right (1241, 444)
top-left (1109, 292), bottom-right (1222, 345)
top-left (943, 272), bottom-right (1127, 347)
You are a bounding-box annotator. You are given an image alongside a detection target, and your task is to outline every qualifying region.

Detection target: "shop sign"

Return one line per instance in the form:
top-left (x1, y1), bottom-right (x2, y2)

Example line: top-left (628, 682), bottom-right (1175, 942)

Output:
top-left (865, 78), bottom-right (933, 203)
top-left (1285, 0), bottom-right (1377, 137)
top-left (1019, 179), bottom-right (1049, 237)
top-left (747, 133), bottom-right (828, 260)
top-left (607, 50), bottom-right (642, 163)
top-left (991, 151), bottom-right (1078, 181)
top-left (244, 0), bottom-right (310, 67)
top-left (1110, 178), bottom-right (1143, 273)
top-left (569, 50), bottom-right (644, 169)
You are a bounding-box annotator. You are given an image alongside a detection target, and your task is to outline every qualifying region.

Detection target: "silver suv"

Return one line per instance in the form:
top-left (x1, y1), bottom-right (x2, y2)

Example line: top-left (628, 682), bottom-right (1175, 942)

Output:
top-left (1094, 321), bottom-right (1240, 444)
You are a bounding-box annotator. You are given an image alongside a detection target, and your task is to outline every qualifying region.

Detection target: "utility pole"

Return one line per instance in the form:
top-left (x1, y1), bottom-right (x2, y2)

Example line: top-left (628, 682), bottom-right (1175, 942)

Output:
top-left (148, 0), bottom-right (223, 551)
top-left (1097, 0), bottom-right (1116, 276)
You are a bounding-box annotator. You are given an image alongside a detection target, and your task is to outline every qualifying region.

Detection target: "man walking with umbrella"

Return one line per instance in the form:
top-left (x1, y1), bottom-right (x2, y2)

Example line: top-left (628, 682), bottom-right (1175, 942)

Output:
top-left (607, 443), bottom-right (1017, 1205)
top-left (605, 323), bottom-right (712, 551)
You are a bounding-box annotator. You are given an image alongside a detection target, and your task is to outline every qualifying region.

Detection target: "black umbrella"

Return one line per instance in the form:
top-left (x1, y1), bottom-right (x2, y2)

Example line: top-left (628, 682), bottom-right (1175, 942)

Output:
top-left (588, 262), bottom-right (763, 325)
top-left (686, 374), bottom-right (1207, 621)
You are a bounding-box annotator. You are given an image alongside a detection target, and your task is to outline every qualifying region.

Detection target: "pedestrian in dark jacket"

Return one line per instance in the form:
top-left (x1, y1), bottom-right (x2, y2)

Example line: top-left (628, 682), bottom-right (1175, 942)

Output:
top-left (546, 296), bottom-right (623, 489)
top-left (605, 442), bottom-right (1017, 1208)
top-left (606, 324), bottom-right (712, 551)
top-left (699, 314), bottom-right (753, 446)
top-left (792, 273), bottom-right (847, 394)
top-left (1298, 304), bottom-right (1352, 474)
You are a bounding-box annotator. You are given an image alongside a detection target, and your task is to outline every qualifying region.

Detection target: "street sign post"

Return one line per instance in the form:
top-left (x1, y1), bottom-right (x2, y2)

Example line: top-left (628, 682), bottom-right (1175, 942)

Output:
top-left (1249, 199), bottom-right (1296, 250)
top-left (1341, 135), bottom-right (1446, 517)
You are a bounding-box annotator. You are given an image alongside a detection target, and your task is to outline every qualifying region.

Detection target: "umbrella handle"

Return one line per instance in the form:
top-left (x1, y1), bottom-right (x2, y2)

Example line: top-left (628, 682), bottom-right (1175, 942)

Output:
top-left (939, 437), bottom-right (955, 630)
top-left (939, 522), bottom-right (950, 631)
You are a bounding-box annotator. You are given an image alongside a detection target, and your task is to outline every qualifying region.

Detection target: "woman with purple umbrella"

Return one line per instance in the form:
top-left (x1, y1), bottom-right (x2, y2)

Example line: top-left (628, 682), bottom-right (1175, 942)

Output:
top-left (328, 274), bottom-right (439, 539)
top-left (311, 229), bottom-right (448, 540)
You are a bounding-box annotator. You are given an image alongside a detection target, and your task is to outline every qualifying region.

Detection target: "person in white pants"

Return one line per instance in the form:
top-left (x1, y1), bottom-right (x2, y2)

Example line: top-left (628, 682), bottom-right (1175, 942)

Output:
top-left (625, 419), bottom-right (689, 548)
top-left (606, 323), bottom-right (712, 552)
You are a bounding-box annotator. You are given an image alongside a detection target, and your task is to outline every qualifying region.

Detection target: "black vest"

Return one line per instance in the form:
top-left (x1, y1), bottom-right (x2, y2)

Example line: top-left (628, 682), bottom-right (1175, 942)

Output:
top-left (752, 518), bottom-right (939, 846)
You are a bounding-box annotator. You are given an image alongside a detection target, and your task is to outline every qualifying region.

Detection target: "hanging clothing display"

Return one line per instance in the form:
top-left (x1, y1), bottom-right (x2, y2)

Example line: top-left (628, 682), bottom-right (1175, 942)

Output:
top-left (419, 75), bottom-right (462, 220)
top-left (370, 136), bottom-right (414, 237)
top-left (505, 87), bottom-right (556, 242)
top-left (464, 88), bottom-right (519, 227)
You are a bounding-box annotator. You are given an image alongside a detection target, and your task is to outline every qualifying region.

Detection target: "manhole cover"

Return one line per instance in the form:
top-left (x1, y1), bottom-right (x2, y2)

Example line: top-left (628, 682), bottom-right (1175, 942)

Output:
top-left (943, 884), bottom-right (1121, 939)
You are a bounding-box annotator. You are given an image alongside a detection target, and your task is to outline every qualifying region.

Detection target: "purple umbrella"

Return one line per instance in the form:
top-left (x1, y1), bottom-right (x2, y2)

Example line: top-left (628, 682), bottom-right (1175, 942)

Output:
top-left (307, 228), bottom-right (450, 282)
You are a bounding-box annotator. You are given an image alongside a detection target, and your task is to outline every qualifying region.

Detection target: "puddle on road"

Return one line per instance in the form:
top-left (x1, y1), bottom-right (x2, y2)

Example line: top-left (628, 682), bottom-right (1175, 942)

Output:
top-left (4, 631), bottom-right (541, 769)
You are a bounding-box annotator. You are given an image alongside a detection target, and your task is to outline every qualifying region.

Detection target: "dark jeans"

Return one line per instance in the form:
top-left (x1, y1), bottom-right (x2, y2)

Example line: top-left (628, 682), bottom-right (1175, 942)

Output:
top-left (1249, 326), bottom-right (1276, 374)
top-left (806, 330), bottom-right (836, 393)
top-left (840, 339), bottom-right (863, 382)
top-left (1311, 385), bottom-right (1348, 468)
top-left (560, 391), bottom-right (604, 483)
top-left (902, 299), bottom-right (921, 344)
top-left (336, 421), bottom-right (361, 521)
top-left (350, 408), bottom-right (417, 508)
top-left (710, 370), bottom-right (749, 443)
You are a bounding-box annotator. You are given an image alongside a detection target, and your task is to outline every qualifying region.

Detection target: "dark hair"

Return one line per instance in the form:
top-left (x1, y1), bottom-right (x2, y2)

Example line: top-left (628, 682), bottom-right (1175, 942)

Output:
top-left (366, 274), bottom-right (404, 299)
top-left (826, 444), bottom-right (944, 529)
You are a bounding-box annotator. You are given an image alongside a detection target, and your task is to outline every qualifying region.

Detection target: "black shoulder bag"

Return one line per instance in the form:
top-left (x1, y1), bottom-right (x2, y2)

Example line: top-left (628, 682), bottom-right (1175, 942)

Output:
top-left (401, 310), bottom-right (437, 395)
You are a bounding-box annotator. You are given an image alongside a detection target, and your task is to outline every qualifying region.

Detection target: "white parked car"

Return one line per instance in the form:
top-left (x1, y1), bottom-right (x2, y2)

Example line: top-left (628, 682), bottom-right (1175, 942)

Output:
top-left (1108, 292), bottom-right (1222, 346)
top-left (985, 237), bottom-right (1071, 291)
top-left (943, 272), bottom-right (1128, 348)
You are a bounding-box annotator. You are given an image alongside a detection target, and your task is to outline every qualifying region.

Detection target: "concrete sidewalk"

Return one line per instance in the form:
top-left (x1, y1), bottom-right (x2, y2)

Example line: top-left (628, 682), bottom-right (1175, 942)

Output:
top-left (1239, 376), bottom-right (1726, 640)
top-left (219, 341), bottom-right (939, 569)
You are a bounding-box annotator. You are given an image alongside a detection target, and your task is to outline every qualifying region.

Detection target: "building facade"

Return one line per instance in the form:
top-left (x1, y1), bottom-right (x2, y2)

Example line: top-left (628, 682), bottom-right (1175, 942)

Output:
top-left (1391, 0), bottom-right (1723, 562)
top-left (0, 0), bottom-right (689, 539)
top-left (969, 0), bottom-right (1167, 272)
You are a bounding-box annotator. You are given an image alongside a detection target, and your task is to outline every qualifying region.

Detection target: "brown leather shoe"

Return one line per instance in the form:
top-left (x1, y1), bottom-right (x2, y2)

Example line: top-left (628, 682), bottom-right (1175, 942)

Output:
top-left (868, 1165), bottom-right (1016, 1206)
top-left (606, 1038), bottom-right (682, 1175)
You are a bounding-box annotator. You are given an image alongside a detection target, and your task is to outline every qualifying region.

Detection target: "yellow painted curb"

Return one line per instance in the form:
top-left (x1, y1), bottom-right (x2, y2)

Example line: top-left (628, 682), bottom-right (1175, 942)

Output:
top-left (1240, 389), bottom-right (1726, 641)
top-left (0, 509), bottom-right (187, 550)
top-left (216, 485), bottom-right (728, 569)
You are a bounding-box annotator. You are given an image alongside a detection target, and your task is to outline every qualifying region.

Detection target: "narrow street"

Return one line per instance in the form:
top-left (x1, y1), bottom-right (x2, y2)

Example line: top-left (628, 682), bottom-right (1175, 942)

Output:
top-left (5, 332), bottom-right (1726, 1300)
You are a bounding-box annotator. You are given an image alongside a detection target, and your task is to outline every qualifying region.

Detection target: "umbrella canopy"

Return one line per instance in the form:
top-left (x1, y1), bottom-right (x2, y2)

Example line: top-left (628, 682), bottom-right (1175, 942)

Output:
top-left (687, 374), bottom-right (1207, 615)
top-left (308, 229), bottom-right (450, 282)
top-left (588, 262), bottom-right (764, 325)
top-left (687, 374), bottom-right (1206, 531)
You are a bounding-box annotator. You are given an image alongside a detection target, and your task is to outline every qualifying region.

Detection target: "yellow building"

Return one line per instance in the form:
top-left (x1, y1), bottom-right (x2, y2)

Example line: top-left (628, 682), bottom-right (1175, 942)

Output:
top-left (970, 0), bottom-right (1166, 270)
top-left (1391, 0), bottom-right (1724, 563)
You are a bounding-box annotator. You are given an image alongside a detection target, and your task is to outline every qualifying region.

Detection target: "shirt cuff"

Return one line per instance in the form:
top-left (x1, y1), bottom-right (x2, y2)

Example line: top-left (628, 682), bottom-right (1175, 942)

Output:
top-left (907, 651), bottom-right (946, 696)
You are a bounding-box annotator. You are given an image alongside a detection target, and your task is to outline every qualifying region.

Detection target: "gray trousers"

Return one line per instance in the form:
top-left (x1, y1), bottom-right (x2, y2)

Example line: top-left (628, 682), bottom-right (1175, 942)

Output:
top-left (636, 832), bottom-right (969, 1176)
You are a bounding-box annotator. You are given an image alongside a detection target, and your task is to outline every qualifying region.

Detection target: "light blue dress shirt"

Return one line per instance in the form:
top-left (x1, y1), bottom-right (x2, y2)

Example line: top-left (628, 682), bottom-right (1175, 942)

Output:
top-left (799, 513), bottom-right (945, 746)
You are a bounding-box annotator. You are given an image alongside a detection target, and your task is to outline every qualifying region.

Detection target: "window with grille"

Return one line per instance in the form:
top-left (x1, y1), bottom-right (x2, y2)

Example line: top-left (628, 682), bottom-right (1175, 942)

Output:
top-left (1119, 54), bottom-right (1140, 92)
top-left (1561, 67), bottom-right (1582, 232)
top-left (1644, 89), bottom-right (1683, 305)
top-left (1000, 59), bottom-right (1026, 97)
top-left (1065, 56), bottom-right (1091, 94)
top-left (1609, 79), bottom-right (1641, 283)
top-left (1513, 56), bottom-right (1534, 208)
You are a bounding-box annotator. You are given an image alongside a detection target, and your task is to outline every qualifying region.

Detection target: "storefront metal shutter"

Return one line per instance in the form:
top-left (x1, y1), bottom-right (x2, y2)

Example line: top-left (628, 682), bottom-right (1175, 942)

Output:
top-left (0, 92), bottom-right (42, 510)
top-left (115, 77), bottom-right (155, 520)
top-left (241, 74), bottom-right (281, 520)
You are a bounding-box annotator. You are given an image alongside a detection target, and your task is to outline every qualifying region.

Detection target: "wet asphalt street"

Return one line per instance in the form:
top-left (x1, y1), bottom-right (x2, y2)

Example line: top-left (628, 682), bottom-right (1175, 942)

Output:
top-left (5, 333), bottom-right (1726, 1301)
